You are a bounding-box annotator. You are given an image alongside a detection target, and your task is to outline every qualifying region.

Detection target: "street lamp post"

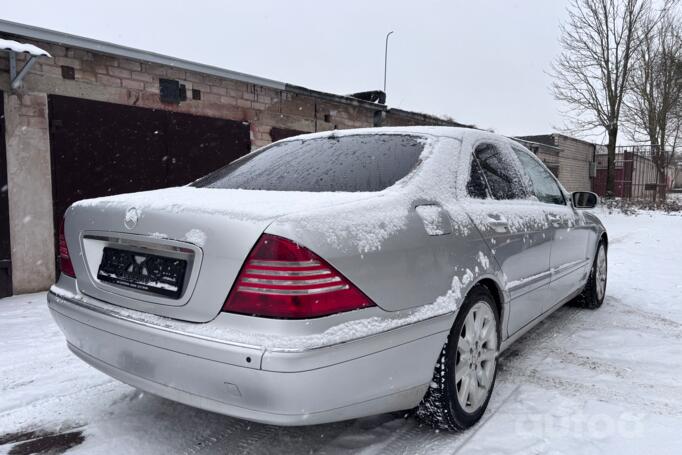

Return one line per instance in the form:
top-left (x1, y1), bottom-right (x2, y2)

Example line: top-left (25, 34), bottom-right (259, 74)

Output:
top-left (384, 31), bottom-right (394, 101)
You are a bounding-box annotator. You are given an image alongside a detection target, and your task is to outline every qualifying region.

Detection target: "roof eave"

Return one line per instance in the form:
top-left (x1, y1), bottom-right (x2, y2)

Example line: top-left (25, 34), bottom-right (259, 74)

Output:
top-left (0, 18), bottom-right (286, 90)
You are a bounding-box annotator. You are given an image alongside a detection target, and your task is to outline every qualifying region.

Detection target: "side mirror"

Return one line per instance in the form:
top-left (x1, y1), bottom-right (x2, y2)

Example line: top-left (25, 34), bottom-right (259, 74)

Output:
top-left (571, 191), bottom-right (598, 209)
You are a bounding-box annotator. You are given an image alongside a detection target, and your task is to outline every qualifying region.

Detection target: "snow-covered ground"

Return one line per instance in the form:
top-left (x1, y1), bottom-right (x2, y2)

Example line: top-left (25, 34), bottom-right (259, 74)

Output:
top-left (1, 209), bottom-right (681, 455)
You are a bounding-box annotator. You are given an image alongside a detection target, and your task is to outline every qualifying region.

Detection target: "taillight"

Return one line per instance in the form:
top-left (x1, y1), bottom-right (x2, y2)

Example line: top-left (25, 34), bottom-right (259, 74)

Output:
top-left (223, 234), bottom-right (375, 318)
top-left (59, 218), bottom-right (76, 278)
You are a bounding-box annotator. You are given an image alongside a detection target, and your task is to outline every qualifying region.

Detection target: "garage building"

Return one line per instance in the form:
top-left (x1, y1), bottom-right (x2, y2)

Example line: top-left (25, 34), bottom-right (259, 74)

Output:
top-left (0, 20), bottom-right (468, 297)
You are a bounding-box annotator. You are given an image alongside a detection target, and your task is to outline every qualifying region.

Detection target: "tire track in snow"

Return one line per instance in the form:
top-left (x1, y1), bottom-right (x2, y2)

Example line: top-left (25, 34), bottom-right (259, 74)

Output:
top-left (0, 380), bottom-right (115, 418)
top-left (497, 298), bottom-right (682, 416)
top-left (508, 367), bottom-right (682, 416)
top-left (243, 423), bottom-right (352, 455)
top-left (181, 418), bottom-right (258, 455)
top-left (225, 424), bottom-right (280, 455)
top-left (544, 348), bottom-right (630, 378)
top-left (181, 418), bottom-right (351, 455)
top-left (318, 413), bottom-right (414, 455)
top-left (376, 418), bottom-right (452, 455)
top-left (451, 384), bottom-right (522, 455)
top-left (616, 301), bottom-right (682, 330)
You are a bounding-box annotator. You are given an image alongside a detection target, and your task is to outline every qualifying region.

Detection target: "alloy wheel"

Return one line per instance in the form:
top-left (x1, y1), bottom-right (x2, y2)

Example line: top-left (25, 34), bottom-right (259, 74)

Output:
top-left (455, 301), bottom-right (498, 413)
top-left (595, 245), bottom-right (607, 300)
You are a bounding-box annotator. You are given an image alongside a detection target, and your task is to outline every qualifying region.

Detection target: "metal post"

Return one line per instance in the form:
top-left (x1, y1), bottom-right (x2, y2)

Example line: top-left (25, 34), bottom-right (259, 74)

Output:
top-left (7, 51), bottom-right (39, 90)
top-left (11, 56), bottom-right (37, 90)
top-left (9, 52), bottom-right (16, 81)
top-left (383, 31), bottom-right (394, 100)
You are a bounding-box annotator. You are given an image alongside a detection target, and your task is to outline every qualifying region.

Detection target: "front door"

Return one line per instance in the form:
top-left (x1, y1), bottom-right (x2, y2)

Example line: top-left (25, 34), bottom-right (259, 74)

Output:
top-left (512, 145), bottom-right (591, 311)
top-left (546, 206), bottom-right (591, 307)
top-left (0, 90), bottom-right (11, 298)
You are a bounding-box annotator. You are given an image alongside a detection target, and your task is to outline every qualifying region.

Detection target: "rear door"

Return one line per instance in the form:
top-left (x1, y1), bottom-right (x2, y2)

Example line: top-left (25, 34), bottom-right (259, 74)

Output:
top-left (512, 145), bottom-right (591, 310)
top-left (466, 142), bottom-right (552, 335)
top-left (0, 91), bottom-right (11, 298)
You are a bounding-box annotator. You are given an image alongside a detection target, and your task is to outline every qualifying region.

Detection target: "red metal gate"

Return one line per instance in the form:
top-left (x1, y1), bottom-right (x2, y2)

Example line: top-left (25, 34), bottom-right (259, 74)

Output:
top-left (593, 147), bottom-right (670, 199)
top-left (594, 154), bottom-right (630, 198)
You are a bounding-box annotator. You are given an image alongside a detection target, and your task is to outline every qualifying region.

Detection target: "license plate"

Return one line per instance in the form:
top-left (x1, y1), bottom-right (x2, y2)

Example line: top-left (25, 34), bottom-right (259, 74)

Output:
top-left (97, 247), bottom-right (187, 298)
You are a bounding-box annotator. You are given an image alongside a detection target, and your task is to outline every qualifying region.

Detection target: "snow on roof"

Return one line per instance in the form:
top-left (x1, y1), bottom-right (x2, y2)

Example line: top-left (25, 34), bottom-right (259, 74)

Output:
top-left (0, 37), bottom-right (51, 57)
top-left (276, 125), bottom-right (479, 143)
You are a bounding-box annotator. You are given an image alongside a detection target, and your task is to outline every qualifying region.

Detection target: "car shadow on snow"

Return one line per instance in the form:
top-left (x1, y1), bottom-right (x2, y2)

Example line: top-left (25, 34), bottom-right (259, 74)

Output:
top-left (101, 391), bottom-right (472, 453)
top-left (94, 391), bottom-right (457, 454)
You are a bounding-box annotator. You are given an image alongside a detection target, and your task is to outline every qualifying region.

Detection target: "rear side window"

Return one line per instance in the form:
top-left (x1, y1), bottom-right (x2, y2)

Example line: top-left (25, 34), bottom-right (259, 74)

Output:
top-left (467, 157), bottom-right (488, 199)
top-left (472, 144), bottom-right (527, 200)
top-left (193, 134), bottom-right (425, 192)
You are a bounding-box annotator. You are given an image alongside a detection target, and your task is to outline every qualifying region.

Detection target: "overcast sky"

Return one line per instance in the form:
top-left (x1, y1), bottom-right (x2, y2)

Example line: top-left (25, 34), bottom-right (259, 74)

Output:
top-left (3, 0), bottom-right (574, 138)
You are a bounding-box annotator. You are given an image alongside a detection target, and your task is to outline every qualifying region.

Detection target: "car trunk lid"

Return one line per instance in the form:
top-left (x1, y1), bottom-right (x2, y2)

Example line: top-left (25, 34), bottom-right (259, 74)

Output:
top-left (65, 186), bottom-right (375, 322)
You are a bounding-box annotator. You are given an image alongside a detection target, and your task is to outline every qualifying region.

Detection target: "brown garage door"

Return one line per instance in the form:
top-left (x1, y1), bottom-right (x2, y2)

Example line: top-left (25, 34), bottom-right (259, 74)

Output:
top-left (48, 95), bottom-right (251, 259)
top-left (0, 91), bottom-right (12, 298)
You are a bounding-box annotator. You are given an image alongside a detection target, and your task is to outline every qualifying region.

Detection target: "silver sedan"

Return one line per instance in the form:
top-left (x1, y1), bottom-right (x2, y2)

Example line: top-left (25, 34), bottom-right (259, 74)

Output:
top-left (48, 127), bottom-right (607, 430)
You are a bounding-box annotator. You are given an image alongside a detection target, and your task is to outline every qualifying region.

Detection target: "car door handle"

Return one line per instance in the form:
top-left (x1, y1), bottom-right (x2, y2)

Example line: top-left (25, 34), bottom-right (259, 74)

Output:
top-left (486, 214), bottom-right (509, 233)
top-left (547, 213), bottom-right (562, 227)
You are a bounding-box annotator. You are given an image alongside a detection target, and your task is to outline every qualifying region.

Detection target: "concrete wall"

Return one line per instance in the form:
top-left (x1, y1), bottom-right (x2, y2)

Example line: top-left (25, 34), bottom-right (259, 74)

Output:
top-left (0, 35), bottom-right (463, 293)
top-left (2, 91), bottom-right (55, 293)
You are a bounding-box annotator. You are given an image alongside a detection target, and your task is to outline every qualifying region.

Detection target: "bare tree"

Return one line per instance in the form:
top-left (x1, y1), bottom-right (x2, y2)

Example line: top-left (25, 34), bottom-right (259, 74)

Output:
top-left (552, 0), bottom-right (652, 196)
top-left (624, 9), bottom-right (682, 200)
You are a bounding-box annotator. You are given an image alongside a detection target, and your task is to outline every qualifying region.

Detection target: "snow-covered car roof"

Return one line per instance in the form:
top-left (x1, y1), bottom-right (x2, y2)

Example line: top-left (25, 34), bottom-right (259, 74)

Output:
top-left (276, 126), bottom-right (493, 143)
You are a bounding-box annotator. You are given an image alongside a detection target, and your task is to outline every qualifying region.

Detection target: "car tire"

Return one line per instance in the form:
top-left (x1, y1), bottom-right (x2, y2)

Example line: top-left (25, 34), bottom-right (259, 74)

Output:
top-left (570, 240), bottom-right (607, 310)
top-left (416, 285), bottom-right (500, 431)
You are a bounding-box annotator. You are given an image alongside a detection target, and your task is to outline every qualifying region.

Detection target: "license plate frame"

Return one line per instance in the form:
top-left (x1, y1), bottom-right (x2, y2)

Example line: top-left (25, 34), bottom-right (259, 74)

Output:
top-left (97, 247), bottom-right (188, 299)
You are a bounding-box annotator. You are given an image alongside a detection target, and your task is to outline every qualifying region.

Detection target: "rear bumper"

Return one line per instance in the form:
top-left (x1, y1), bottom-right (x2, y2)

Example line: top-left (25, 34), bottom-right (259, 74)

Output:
top-left (47, 290), bottom-right (450, 425)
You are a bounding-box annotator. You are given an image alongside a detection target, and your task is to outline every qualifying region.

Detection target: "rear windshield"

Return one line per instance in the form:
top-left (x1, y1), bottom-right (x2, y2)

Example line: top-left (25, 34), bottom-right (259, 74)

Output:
top-left (193, 134), bottom-right (425, 192)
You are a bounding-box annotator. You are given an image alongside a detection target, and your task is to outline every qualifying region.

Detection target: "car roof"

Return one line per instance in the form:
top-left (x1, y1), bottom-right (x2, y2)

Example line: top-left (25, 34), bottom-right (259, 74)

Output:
top-left (276, 126), bottom-right (502, 144)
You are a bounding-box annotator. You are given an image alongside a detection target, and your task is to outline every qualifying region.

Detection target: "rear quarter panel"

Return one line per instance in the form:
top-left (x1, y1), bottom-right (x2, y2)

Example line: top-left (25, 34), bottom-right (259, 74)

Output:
top-left (267, 198), bottom-right (506, 324)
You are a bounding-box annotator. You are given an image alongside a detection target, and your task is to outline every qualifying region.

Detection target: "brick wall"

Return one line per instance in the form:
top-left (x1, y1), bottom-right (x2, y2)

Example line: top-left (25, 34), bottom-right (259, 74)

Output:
top-left (1, 39), bottom-right (459, 151)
